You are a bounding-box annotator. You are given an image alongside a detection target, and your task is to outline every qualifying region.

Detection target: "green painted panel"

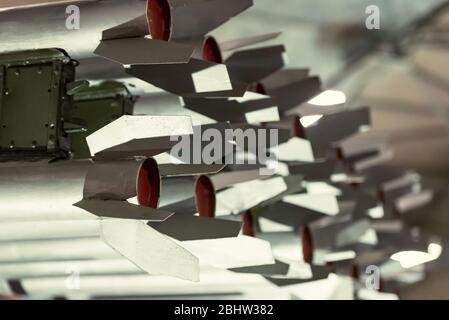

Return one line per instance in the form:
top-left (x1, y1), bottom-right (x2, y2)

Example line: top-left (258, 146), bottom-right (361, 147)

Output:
top-left (0, 49), bottom-right (75, 160)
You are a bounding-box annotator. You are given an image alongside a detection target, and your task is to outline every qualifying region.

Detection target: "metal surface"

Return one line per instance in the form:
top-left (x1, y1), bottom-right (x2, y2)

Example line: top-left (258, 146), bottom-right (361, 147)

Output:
top-left (70, 81), bottom-right (135, 159)
top-left (86, 115), bottom-right (193, 159)
top-left (0, 219), bottom-right (200, 282)
top-left (0, 0), bottom-right (447, 300)
top-left (0, 0), bottom-right (147, 58)
top-left (0, 159), bottom-right (163, 221)
top-left (156, 0), bottom-right (253, 41)
top-left (0, 49), bottom-right (75, 159)
top-left (125, 59), bottom-right (247, 98)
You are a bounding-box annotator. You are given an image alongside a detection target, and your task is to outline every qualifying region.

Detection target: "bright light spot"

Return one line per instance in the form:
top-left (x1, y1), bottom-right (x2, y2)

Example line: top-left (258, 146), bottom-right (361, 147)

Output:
top-left (192, 64), bottom-right (232, 93)
top-left (300, 115), bottom-right (323, 128)
top-left (234, 91), bottom-right (268, 102)
top-left (308, 90), bottom-right (346, 106)
top-left (391, 243), bottom-right (442, 269)
top-left (391, 251), bottom-right (432, 269)
top-left (331, 173), bottom-right (348, 182)
top-left (305, 182), bottom-right (341, 196)
top-left (358, 289), bottom-right (399, 300)
top-left (245, 107), bottom-right (279, 124)
top-left (266, 159), bottom-right (289, 176)
top-left (324, 250), bottom-right (356, 262)
top-left (270, 137), bottom-right (314, 163)
top-left (359, 125), bottom-right (371, 133)
top-left (258, 217), bottom-right (293, 233)
top-left (358, 228), bottom-right (378, 245)
top-left (367, 205), bottom-right (384, 219)
top-left (428, 243), bottom-right (443, 258)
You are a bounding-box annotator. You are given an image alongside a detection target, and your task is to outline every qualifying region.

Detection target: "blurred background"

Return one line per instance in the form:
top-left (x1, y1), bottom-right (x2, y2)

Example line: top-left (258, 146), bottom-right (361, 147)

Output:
top-left (213, 0), bottom-right (444, 80)
top-left (212, 0), bottom-right (449, 298)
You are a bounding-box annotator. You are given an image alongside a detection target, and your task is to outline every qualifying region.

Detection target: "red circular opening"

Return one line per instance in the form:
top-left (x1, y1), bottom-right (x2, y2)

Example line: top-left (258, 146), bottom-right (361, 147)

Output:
top-left (137, 158), bottom-right (161, 208)
top-left (147, 0), bottom-right (172, 41)
top-left (242, 210), bottom-right (255, 237)
top-left (195, 175), bottom-right (216, 218)
top-left (255, 82), bottom-right (267, 95)
top-left (301, 225), bottom-right (314, 264)
top-left (377, 187), bottom-right (385, 203)
top-left (202, 36), bottom-right (223, 64)
top-left (351, 264), bottom-right (360, 280)
top-left (335, 147), bottom-right (344, 160)
top-left (293, 115), bottom-right (306, 139)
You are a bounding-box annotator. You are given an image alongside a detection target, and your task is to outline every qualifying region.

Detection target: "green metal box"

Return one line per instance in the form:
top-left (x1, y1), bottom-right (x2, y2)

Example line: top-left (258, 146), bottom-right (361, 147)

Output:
top-left (70, 81), bottom-right (135, 159)
top-left (0, 49), bottom-right (76, 160)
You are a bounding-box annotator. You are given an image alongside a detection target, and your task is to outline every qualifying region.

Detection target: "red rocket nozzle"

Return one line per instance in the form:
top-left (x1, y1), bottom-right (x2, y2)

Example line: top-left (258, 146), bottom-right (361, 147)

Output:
top-left (137, 158), bottom-right (161, 208)
top-left (148, 0), bottom-right (172, 41)
top-left (301, 225), bottom-right (314, 264)
top-left (195, 175), bottom-right (216, 218)
top-left (202, 36), bottom-right (223, 64)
